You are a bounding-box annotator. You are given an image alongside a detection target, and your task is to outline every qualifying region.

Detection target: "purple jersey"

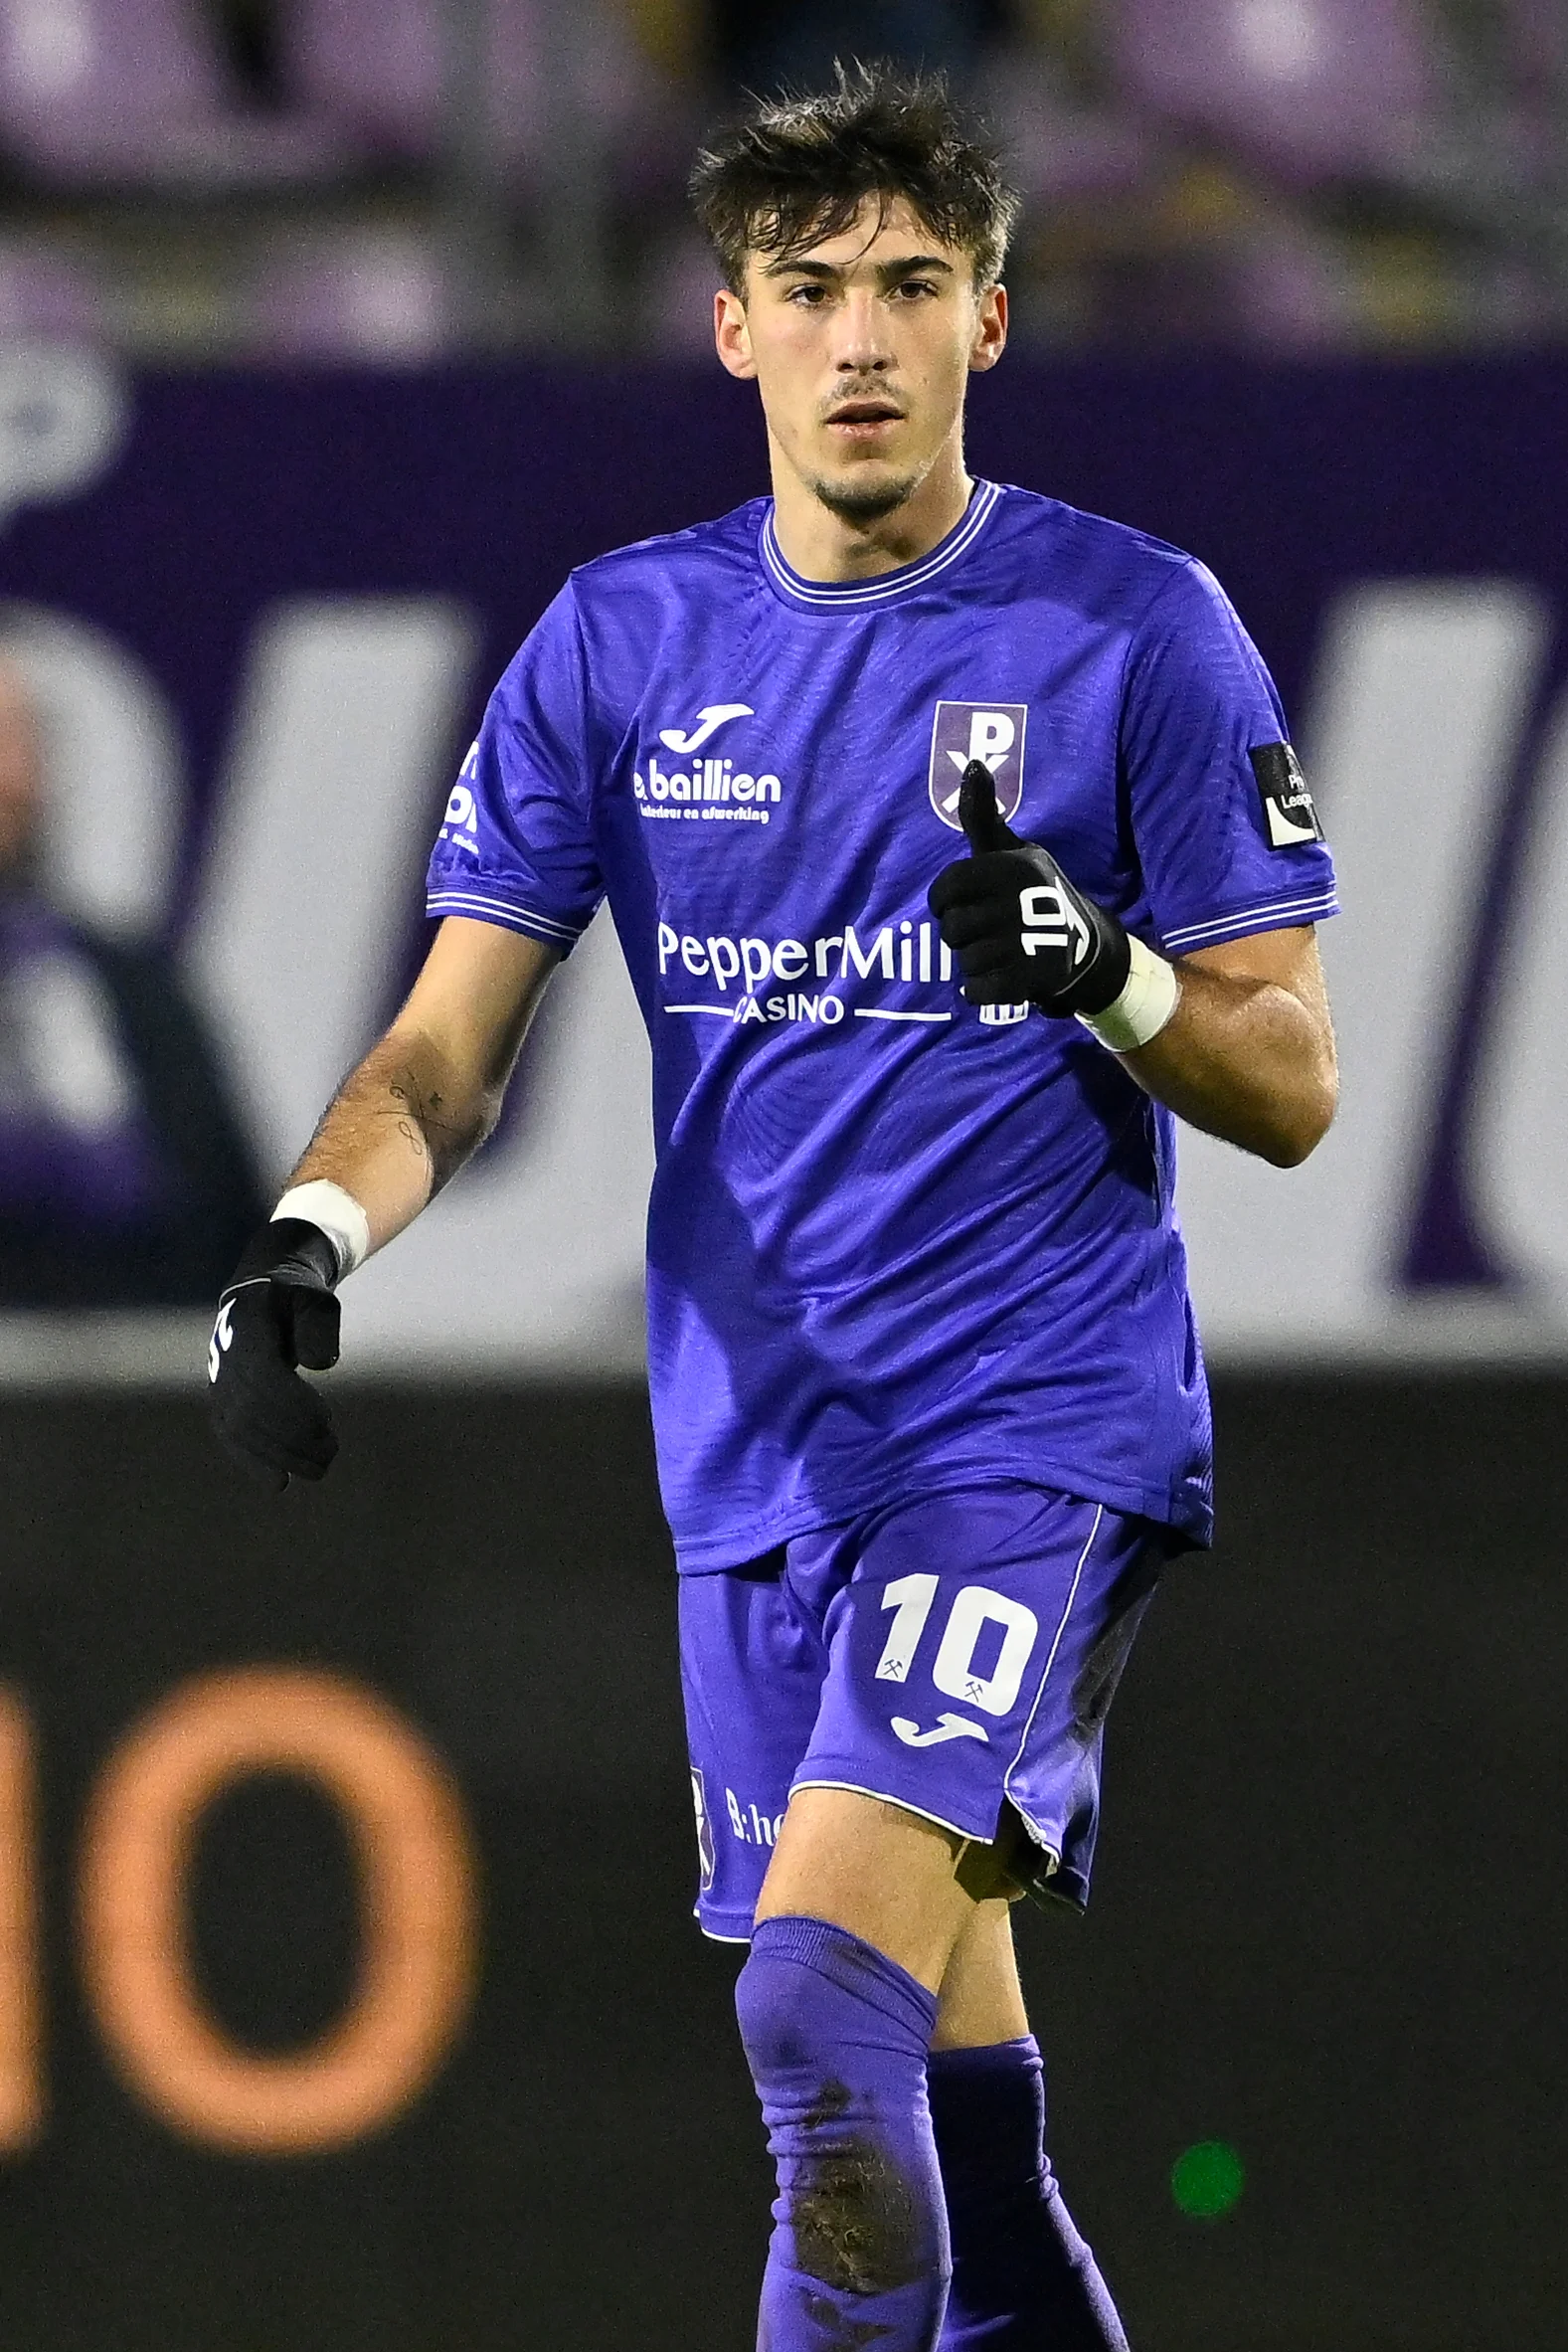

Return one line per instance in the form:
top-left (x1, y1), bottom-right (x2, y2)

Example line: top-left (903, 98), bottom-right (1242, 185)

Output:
top-left (427, 481), bottom-right (1338, 1566)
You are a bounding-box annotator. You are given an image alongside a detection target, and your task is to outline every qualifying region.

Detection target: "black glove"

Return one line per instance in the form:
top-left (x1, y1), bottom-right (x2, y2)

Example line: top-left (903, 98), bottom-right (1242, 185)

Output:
top-left (208, 1218), bottom-right (342, 1491)
top-left (928, 761), bottom-right (1132, 1014)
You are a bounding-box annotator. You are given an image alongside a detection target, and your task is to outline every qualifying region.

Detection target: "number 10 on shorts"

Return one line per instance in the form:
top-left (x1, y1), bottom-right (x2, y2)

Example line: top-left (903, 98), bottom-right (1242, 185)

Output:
top-left (874, 1575), bottom-right (1041, 1718)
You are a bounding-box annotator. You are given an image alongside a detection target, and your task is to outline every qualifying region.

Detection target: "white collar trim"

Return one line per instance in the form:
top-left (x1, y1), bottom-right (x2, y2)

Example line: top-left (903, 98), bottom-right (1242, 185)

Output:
top-left (761, 479), bottom-right (1004, 609)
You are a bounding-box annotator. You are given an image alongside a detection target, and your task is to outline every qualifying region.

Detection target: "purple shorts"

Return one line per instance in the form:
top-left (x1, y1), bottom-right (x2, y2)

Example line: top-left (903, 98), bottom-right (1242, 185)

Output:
top-left (678, 1482), bottom-right (1163, 1942)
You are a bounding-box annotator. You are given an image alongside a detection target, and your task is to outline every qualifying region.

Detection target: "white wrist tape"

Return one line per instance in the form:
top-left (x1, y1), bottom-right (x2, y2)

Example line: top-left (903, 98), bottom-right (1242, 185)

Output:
top-left (1075, 935), bottom-right (1179, 1054)
top-left (271, 1180), bottom-right (372, 1279)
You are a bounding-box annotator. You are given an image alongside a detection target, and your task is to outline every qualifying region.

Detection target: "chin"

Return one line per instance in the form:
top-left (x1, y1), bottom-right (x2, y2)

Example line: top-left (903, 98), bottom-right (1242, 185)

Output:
top-left (809, 466), bottom-right (925, 525)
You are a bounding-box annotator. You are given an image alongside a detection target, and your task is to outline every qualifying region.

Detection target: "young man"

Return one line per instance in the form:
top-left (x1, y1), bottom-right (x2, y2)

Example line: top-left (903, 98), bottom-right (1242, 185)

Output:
top-left (209, 66), bottom-right (1338, 2352)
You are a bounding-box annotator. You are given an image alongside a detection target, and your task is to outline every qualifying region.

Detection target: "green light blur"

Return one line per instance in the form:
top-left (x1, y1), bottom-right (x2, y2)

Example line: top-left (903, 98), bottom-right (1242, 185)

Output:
top-left (1170, 2139), bottom-right (1246, 2219)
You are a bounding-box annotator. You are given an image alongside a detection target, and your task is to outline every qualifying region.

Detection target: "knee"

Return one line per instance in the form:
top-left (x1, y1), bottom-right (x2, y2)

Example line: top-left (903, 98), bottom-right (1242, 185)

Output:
top-left (736, 1915), bottom-right (939, 2077)
top-left (734, 1934), bottom-right (822, 2077)
top-left (735, 1936), bottom-right (943, 2301)
top-left (735, 1919), bottom-right (951, 2303)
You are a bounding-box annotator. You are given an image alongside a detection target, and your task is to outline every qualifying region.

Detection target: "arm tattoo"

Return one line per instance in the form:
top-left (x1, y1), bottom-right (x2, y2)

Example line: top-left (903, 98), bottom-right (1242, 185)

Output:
top-left (294, 1043), bottom-right (491, 1205)
top-left (387, 1070), bottom-right (471, 1196)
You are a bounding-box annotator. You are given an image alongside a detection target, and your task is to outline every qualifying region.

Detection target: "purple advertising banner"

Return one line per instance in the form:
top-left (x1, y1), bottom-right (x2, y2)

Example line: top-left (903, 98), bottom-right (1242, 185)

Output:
top-left (2, 351), bottom-right (1567, 1366)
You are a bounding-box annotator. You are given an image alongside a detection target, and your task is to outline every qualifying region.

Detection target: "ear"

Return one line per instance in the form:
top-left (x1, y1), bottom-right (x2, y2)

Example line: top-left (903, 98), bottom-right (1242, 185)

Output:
top-left (968, 282), bottom-right (1007, 375)
top-left (715, 286), bottom-right (758, 381)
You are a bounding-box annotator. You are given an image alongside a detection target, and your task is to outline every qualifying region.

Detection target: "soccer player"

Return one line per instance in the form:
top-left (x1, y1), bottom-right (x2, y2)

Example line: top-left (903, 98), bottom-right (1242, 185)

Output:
top-left (208, 65), bottom-right (1338, 2352)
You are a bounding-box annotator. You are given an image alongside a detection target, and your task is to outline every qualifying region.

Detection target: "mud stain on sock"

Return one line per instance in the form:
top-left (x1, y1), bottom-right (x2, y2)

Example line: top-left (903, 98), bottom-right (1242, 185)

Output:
top-left (789, 2080), bottom-right (926, 2298)
top-left (800, 2290), bottom-right (895, 2346)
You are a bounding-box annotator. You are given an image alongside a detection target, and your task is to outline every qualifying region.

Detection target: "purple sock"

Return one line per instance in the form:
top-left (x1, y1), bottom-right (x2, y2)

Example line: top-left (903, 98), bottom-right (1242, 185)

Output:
top-left (927, 2039), bottom-right (1130, 2350)
top-left (735, 1914), bottom-right (952, 2351)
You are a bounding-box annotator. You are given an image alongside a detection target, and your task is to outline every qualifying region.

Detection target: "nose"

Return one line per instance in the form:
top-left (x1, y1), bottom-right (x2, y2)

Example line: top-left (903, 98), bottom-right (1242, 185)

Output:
top-left (832, 285), bottom-right (893, 374)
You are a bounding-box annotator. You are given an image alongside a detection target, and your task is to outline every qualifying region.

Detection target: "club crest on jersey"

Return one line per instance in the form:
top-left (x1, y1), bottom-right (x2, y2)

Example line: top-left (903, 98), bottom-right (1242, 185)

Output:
top-left (929, 701), bottom-right (1028, 829)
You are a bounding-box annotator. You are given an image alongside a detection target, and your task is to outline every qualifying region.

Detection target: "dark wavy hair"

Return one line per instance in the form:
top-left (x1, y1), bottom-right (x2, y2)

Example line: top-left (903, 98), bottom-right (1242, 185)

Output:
top-left (689, 60), bottom-right (1020, 296)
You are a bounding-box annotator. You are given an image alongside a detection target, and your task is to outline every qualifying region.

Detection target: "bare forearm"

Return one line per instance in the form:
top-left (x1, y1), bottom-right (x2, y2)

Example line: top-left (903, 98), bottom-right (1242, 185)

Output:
top-left (1125, 960), bottom-right (1337, 1167)
top-left (286, 1029), bottom-right (498, 1252)
top-left (275, 919), bottom-right (558, 1258)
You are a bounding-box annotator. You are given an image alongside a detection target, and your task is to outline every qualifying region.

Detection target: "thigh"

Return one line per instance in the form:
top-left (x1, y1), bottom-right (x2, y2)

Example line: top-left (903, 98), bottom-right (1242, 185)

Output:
top-left (677, 1559), bottom-right (828, 1942)
top-left (932, 1897), bottom-right (1028, 2049)
top-left (790, 1483), bottom-right (1162, 1913)
top-left (756, 1783), bottom-right (1031, 2005)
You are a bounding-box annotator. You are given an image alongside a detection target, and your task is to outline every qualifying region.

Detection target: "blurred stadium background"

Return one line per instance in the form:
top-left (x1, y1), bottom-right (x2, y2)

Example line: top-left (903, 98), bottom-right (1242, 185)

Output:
top-left (0, 3), bottom-right (1563, 2348)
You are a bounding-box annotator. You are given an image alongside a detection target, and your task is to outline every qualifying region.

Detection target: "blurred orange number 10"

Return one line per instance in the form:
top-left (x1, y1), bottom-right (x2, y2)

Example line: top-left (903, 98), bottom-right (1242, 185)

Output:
top-left (0, 1668), bottom-right (477, 2156)
top-left (0, 1690), bottom-right (41, 2149)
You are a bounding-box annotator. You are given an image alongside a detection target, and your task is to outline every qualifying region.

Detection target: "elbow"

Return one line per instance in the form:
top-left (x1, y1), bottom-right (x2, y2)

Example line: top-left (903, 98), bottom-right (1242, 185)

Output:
top-left (1257, 1066), bottom-right (1338, 1169)
top-left (1260, 1127), bottom-right (1320, 1172)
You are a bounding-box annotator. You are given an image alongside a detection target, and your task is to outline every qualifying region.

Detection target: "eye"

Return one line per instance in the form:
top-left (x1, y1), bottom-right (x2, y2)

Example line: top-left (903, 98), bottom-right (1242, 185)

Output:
top-left (785, 282), bottom-right (828, 305)
top-left (893, 278), bottom-right (940, 300)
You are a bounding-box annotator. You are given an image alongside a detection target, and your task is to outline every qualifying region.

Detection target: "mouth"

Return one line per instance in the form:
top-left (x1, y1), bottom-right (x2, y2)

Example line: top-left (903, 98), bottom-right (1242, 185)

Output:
top-left (825, 400), bottom-right (904, 438)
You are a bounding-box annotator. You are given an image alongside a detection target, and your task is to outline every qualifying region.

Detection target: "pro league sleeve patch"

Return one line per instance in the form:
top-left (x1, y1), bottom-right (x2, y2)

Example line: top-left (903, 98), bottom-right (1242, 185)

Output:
top-left (1249, 742), bottom-right (1322, 848)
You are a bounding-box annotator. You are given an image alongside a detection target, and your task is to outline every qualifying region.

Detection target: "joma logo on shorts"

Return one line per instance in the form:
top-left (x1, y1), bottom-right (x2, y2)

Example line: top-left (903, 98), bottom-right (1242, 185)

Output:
top-left (891, 1714), bottom-right (989, 1747)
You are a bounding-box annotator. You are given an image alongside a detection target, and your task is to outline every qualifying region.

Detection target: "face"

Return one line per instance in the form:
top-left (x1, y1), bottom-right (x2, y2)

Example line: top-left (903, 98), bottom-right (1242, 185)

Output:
top-left (715, 196), bottom-right (1006, 525)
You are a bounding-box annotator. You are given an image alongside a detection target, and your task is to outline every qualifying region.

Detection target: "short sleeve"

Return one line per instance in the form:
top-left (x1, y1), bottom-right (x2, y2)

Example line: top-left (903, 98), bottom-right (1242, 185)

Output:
top-left (426, 584), bottom-right (605, 954)
top-left (1121, 559), bottom-right (1338, 957)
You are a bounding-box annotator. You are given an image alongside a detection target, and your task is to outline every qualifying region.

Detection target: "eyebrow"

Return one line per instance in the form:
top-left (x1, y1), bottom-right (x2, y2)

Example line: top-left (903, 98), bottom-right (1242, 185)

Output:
top-left (763, 254), bottom-right (958, 284)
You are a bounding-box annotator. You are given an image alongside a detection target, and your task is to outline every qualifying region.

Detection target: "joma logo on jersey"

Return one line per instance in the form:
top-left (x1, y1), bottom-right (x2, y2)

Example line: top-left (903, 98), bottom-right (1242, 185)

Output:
top-left (658, 702), bottom-right (753, 755)
top-left (930, 701), bottom-right (1028, 829)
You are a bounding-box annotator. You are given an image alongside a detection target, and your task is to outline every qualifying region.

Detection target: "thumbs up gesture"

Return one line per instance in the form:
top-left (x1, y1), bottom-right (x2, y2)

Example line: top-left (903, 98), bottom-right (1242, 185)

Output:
top-left (928, 761), bottom-right (1133, 1017)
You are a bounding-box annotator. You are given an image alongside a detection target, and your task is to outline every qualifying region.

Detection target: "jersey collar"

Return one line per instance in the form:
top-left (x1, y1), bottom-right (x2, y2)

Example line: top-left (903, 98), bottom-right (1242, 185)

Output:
top-left (760, 478), bottom-right (1004, 612)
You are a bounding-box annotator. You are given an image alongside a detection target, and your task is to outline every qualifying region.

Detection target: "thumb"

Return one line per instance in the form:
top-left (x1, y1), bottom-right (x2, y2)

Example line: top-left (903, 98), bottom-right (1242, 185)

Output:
top-left (958, 759), bottom-right (1013, 854)
top-left (285, 1284), bottom-right (341, 1373)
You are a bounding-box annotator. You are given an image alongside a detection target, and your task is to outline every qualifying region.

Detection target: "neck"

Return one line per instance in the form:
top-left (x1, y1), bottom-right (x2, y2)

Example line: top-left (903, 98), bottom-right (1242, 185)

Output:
top-left (766, 435), bottom-right (973, 583)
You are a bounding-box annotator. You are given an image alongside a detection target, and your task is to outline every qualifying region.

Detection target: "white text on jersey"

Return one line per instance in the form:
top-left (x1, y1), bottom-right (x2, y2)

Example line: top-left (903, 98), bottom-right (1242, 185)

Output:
top-left (636, 756), bottom-right (782, 815)
top-left (657, 919), bottom-right (955, 992)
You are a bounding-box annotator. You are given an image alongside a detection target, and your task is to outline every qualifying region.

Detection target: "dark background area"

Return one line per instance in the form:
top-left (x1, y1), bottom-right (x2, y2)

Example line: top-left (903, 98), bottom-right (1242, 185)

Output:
top-left (13, 355), bottom-right (1567, 827)
top-left (0, 1371), bottom-right (1561, 2352)
top-left (3, 0), bottom-right (1563, 362)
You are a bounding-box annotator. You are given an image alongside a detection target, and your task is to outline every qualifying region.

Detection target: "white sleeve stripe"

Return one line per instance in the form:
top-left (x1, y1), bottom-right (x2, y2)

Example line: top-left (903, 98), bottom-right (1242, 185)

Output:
top-left (426, 889), bottom-right (584, 943)
top-left (1161, 890), bottom-right (1339, 953)
top-left (1162, 901), bottom-right (1338, 951)
top-left (427, 892), bottom-right (581, 942)
top-left (428, 904), bottom-right (580, 948)
top-left (1164, 893), bottom-right (1336, 945)
top-left (428, 899), bottom-right (578, 944)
